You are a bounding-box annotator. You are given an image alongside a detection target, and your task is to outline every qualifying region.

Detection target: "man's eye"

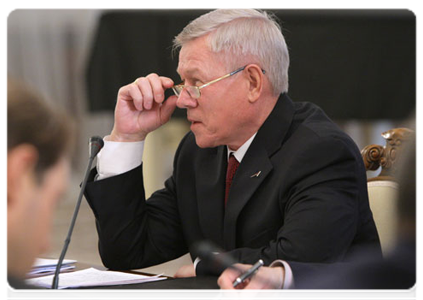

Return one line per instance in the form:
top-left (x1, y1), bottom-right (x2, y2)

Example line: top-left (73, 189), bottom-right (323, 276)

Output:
top-left (193, 79), bottom-right (204, 86)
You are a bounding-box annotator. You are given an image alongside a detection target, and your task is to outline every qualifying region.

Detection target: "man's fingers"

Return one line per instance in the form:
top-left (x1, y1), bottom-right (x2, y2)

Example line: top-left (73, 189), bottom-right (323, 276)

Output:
top-left (129, 75), bottom-right (174, 111)
top-left (119, 83), bottom-right (144, 111)
top-left (217, 270), bottom-right (238, 289)
top-left (218, 264), bottom-right (252, 290)
top-left (155, 76), bottom-right (175, 106)
top-left (136, 77), bottom-right (154, 110)
top-left (147, 73), bottom-right (166, 104)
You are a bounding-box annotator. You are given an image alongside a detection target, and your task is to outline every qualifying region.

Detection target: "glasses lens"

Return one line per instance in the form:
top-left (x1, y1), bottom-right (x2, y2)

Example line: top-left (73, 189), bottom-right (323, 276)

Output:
top-left (172, 85), bottom-right (200, 99)
top-left (186, 86), bottom-right (200, 99)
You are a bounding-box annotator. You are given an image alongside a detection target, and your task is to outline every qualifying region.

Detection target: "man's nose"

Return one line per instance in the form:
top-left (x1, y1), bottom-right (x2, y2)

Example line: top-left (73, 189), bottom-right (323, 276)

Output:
top-left (176, 89), bottom-right (198, 109)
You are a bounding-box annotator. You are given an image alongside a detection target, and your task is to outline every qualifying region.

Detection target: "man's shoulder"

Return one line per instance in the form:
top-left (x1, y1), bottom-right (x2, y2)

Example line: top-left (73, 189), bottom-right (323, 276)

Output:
top-left (290, 100), bottom-right (355, 147)
top-left (292, 101), bottom-right (339, 136)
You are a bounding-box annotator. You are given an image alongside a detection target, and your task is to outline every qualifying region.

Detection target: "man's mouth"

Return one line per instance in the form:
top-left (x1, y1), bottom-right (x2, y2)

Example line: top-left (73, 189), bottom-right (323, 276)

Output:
top-left (188, 117), bottom-right (201, 125)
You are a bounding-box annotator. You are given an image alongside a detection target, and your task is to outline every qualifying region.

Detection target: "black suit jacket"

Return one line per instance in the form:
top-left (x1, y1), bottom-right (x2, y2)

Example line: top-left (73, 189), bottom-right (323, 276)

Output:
top-left (85, 93), bottom-right (381, 275)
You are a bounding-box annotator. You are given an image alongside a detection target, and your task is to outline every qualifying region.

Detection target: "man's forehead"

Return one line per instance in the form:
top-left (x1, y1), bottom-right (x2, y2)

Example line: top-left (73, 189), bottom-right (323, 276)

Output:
top-left (177, 37), bottom-right (214, 76)
top-left (176, 60), bottom-right (202, 77)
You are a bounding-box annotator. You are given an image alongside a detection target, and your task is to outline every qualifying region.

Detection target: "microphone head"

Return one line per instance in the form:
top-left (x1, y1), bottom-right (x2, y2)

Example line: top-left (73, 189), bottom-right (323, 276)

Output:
top-left (191, 240), bottom-right (237, 270)
top-left (89, 136), bottom-right (104, 158)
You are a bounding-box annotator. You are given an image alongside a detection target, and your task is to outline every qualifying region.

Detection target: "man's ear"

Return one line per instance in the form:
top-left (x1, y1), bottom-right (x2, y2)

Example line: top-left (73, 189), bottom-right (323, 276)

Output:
top-left (7, 144), bottom-right (39, 205)
top-left (245, 64), bottom-right (264, 103)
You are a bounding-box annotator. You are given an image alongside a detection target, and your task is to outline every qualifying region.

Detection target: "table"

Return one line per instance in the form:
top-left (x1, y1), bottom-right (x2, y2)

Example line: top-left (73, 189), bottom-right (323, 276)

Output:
top-left (37, 262), bottom-right (219, 300)
top-left (63, 277), bottom-right (219, 300)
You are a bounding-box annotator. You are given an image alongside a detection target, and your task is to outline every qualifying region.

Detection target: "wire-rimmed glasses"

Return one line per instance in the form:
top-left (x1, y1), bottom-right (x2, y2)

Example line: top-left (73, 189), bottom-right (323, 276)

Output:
top-left (172, 65), bottom-right (265, 99)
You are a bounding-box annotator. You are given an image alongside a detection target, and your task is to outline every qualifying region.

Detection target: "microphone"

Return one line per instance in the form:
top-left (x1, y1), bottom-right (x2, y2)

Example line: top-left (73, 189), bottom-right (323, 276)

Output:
top-left (89, 136), bottom-right (104, 159)
top-left (191, 240), bottom-right (238, 271)
top-left (52, 136), bottom-right (104, 289)
top-left (192, 240), bottom-right (270, 288)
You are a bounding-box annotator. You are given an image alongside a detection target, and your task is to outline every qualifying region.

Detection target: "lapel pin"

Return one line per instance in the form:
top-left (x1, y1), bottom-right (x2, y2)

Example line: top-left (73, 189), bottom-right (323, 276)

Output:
top-left (250, 171), bottom-right (261, 178)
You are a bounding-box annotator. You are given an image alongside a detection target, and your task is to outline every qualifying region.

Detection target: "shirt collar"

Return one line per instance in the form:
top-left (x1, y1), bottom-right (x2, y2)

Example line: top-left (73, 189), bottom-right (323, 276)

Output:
top-left (227, 133), bottom-right (257, 163)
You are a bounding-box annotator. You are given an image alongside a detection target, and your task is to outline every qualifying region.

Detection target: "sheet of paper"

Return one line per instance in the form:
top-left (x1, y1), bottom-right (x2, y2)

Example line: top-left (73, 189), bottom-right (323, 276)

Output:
top-left (27, 264), bottom-right (75, 276)
top-left (26, 267), bottom-right (167, 289)
top-left (32, 258), bottom-right (77, 268)
top-left (28, 258), bottom-right (77, 278)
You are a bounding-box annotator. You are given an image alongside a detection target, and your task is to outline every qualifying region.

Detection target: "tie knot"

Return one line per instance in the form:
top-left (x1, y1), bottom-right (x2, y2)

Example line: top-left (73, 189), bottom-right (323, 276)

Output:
top-left (227, 154), bottom-right (240, 183)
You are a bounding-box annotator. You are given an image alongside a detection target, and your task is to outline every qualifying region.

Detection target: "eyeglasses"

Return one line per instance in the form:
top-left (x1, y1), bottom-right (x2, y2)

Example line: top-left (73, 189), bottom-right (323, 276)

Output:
top-left (172, 65), bottom-right (265, 99)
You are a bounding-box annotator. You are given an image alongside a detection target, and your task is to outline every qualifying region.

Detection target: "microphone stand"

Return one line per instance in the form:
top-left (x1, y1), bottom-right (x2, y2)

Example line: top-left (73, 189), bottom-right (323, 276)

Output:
top-left (52, 137), bottom-right (103, 289)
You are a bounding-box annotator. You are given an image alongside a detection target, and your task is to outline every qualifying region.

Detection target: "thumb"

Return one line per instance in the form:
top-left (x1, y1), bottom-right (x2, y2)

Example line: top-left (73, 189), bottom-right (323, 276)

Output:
top-left (160, 95), bottom-right (178, 124)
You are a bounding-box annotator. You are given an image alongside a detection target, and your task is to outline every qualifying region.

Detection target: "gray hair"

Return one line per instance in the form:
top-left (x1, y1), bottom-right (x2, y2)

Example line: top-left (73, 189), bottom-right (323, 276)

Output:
top-left (173, 9), bottom-right (290, 96)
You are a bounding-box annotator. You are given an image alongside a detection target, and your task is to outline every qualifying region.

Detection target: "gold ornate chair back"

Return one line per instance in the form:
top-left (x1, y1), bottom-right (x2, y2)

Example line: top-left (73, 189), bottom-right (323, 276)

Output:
top-left (361, 128), bottom-right (414, 256)
top-left (361, 128), bottom-right (414, 181)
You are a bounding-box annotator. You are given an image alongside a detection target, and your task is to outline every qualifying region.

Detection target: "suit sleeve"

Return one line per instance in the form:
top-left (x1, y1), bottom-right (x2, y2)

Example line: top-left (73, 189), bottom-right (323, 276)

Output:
top-left (84, 144), bottom-right (189, 270)
top-left (198, 135), bottom-right (367, 275)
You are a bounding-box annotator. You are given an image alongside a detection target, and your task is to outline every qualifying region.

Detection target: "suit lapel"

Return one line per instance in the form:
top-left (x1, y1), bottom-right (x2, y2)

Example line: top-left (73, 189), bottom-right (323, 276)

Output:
top-left (223, 93), bottom-right (296, 250)
top-left (195, 146), bottom-right (227, 247)
top-left (223, 144), bottom-right (273, 249)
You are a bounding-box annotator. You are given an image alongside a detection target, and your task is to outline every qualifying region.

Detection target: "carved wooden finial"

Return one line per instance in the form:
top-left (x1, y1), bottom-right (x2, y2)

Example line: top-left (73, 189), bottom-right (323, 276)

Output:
top-left (361, 128), bottom-right (414, 181)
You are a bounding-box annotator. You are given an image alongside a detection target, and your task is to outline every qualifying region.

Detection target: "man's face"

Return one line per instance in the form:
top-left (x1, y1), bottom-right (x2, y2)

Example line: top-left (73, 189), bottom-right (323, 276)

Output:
top-left (7, 154), bottom-right (69, 278)
top-left (176, 36), bottom-right (254, 150)
top-left (31, 158), bottom-right (69, 256)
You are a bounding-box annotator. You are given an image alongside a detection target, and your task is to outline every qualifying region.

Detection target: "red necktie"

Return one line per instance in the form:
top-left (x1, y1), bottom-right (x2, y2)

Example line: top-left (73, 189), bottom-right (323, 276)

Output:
top-left (225, 154), bottom-right (240, 206)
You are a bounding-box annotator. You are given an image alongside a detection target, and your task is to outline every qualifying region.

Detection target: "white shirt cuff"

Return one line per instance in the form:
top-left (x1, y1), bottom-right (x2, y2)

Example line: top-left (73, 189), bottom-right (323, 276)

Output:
top-left (96, 135), bottom-right (144, 180)
top-left (193, 257), bottom-right (201, 271)
top-left (193, 251), bottom-right (219, 273)
top-left (270, 260), bottom-right (294, 289)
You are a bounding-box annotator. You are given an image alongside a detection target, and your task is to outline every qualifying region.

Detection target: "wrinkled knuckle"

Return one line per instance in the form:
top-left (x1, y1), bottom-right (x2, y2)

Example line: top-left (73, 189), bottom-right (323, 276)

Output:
top-left (147, 73), bottom-right (159, 79)
top-left (139, 77), bottom-right (148, 84)
top-left (144, 93), bottom-right (153, 103)
top-left (156, 92), bottom-right (164, 101)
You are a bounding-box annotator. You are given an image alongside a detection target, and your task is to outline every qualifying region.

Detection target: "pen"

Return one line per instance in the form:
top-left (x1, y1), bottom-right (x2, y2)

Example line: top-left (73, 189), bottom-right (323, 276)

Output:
top-left (232, 259), bottom-right (264, 288)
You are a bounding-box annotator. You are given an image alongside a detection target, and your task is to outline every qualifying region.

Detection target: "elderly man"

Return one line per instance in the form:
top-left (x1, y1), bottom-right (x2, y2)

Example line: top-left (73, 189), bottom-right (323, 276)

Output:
top-left (85, 9), bottom-right (381, 277)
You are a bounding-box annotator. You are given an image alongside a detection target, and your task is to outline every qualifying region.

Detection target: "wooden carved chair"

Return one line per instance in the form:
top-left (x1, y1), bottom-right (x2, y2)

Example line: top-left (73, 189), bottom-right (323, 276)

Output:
top-left (361, 128), bottom-right (414, 255)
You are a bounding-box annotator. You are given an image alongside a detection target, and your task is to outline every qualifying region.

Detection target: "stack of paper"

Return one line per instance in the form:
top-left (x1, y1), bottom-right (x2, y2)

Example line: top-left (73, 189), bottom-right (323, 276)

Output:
top-left (26, 267), bottom-right (166, 289)
top-left (27, 258), bottom-right (77, 277)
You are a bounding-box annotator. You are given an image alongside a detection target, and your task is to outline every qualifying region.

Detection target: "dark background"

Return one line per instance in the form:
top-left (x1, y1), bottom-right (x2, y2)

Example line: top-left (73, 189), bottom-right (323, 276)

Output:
top-left (86, 9), bottom-right (415, 120)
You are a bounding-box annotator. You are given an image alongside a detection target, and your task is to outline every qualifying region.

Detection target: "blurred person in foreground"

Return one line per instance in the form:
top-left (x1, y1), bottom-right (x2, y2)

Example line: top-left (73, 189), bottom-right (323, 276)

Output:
top-left (84, 9), bottom-right (381, 277)
top-left (7, 80), bottom-right (74, 289)
top-left (218, 128), bottom-right (416, 289)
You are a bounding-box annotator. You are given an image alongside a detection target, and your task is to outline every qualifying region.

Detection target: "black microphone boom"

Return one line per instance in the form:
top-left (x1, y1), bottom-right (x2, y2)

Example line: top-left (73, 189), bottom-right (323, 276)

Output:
top-left (51, 136), bottom-right (104, 289)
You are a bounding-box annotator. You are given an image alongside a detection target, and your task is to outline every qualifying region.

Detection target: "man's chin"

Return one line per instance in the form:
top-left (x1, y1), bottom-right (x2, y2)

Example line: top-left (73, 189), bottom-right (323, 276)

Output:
top-left (193, 133), bottom-right (219, 149)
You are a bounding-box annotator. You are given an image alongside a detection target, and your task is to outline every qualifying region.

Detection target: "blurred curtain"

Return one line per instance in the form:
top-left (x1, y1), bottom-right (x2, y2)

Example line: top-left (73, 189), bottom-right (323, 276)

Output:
top-left (7, 10), bottom-right (104, 171)
top-left (8, 10), bottom-right (101, 113)
top-left (85, 9), bottom-right (415, 121)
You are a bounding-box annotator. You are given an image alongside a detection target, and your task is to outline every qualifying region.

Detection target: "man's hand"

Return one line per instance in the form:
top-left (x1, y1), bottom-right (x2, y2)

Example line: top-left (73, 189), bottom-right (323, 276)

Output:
top-left (218, 263), bottom-right (285, 289)
top-left (174, 264), bottom-right (196, 278)
top-left (110, 73), bottom-right (178, 142)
